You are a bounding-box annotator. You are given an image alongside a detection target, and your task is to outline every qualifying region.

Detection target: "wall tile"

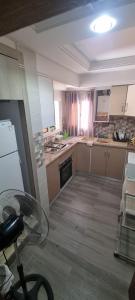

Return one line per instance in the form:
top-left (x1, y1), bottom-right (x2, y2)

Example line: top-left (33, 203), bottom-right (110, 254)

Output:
top-left (33, 131), bottom-right (45, 168)
top-left (94, 116), bottom-right (135, 138)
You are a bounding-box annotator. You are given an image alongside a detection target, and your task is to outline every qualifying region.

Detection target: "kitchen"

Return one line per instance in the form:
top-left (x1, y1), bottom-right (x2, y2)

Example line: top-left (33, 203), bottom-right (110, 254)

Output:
top-left (0, 1), bottom-right (135, 299)
top-left (45, 85), bottom-right (135, 202)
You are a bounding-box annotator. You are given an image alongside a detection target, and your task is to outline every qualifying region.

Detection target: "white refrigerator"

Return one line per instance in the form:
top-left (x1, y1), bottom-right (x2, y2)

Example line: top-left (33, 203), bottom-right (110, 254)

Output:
top-left (0, 120), bottom-right (24, 193)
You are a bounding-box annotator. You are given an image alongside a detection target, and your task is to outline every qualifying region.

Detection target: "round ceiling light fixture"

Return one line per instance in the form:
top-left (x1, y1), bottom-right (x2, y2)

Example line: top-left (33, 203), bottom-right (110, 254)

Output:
top-left (90, 15), bottom-right (117, 33)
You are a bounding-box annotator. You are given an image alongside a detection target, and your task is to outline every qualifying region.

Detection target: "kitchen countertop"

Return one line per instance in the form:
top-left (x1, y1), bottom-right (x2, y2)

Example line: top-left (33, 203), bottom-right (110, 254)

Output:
top-left (44, 137), bottom-right (135, 166)
top-left (45, 137), bottom-right (79, 166)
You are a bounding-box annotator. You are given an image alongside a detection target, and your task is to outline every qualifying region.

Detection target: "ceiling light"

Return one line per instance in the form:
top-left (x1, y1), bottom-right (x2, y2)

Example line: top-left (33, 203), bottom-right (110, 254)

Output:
top-left (90, 15), bottom-right (117, 33)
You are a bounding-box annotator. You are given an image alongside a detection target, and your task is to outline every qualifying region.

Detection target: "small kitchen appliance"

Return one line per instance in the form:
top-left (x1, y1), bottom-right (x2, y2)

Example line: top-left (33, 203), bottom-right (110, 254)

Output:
top-left (113, 130), bottom-right (130, 142)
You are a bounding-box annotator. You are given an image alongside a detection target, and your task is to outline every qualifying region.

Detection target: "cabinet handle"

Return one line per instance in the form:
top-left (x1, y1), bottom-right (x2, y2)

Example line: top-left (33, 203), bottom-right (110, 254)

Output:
top-left (104, 151), bottom-right (110, 159)
top-left (105, 151), bottom-right (110, 159)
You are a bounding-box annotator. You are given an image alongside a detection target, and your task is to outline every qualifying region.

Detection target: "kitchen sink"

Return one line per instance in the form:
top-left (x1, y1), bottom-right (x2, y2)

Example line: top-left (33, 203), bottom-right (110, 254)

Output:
top-left (44, 142), bottom-right (70, 154)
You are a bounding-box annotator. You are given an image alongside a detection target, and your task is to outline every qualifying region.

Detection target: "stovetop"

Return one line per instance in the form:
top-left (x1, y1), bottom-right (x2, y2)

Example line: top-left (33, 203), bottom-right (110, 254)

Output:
top-left (44, 142), bottom-right (67, 153)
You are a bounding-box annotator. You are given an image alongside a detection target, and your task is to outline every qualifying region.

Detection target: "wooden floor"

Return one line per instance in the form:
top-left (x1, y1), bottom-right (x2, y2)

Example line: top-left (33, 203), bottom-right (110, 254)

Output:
top-left (11, 175), bottom-right (135, 299)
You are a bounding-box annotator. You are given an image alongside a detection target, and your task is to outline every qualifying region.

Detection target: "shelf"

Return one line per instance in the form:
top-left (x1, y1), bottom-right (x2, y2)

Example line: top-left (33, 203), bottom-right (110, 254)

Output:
top-left (94, 121), bottom-right (109, 123)
top-left (124, 178), bottom-right (135, 196)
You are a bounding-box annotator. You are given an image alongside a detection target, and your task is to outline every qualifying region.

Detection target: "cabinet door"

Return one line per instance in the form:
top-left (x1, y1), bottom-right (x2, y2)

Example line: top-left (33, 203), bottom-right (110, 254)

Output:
top-left (76, 143), bottom-right (90, 173)
top-left (0, 55), bottom-right (10, 99)
top-left (125, 85), bottom-right (135, 116)
top-left (95, 94), bottom-right (110, 121)
top-left (91, 146), bottom-right (107, 176)
top-left (107, 148), bottom-right (126, 180)
top-left (0, 55), bottom-right (22, 100)
top-left (7, 56), bottom-right (22, 100)
top-left (38, 76), bottom-right (55, 128)
top-left (109, 85), bottom-right (127, 115)
top-left (46, 161), bottom-right (60, 202)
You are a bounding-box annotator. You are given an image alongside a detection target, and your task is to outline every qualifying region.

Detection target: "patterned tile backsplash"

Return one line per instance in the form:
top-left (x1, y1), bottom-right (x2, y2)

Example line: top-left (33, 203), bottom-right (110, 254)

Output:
top-left (33, 129), bottom-right (60, 168)
top-left (94, 116), bottom-right (135, 138)
top-left (33, 131), bottom-right (45, 168)
top-left (33, 117), bottom-right (135, 167)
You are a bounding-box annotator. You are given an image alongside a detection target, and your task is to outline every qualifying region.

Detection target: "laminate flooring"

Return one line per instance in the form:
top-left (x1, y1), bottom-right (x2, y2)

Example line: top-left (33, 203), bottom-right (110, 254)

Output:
top-left (11, 175), bottom-right (135, 300)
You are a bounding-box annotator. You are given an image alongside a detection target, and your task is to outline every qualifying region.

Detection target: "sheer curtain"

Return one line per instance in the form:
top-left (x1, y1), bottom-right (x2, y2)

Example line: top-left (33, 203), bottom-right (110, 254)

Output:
top-left (64, 90), bottom-right (94, 137)
top-left (64, 91), bottom-right (78, 136)
top-left (78, 91), bottom-right (94, 137)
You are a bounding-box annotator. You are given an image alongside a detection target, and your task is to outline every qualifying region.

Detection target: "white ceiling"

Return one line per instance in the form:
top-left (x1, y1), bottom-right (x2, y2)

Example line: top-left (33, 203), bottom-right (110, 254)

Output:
top-left (8, 1), bottom-right (135, 75)
top-left (75, 27), bottom-right (135, 61)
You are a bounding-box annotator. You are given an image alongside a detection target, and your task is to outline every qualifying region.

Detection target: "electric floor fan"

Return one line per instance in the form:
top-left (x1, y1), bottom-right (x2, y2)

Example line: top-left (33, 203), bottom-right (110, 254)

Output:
top-left (0, 189), bottom-right (54, 300)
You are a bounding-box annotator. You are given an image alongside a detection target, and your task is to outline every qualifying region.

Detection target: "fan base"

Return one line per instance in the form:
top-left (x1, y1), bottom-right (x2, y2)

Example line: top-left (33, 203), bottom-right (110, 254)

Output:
top-left (9, 274), bottom-right (54, 300)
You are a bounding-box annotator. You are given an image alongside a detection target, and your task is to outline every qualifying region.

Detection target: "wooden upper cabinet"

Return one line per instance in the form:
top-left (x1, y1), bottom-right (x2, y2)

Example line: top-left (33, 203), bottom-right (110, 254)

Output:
top-left (76, 143), bottom-right (90, 173)
top-left (109, 85), bottom-right (127, 116)
top-left (125, 85), bottom-right (135, 116)
top-left (91, 146), bottom-right (107, 177)
top-left (0, 55), bottom-right (22, 100)
top-left (107, 148), bottom-right (126, 180)
top-left (7, 56), bottom-right (23, 100)
top-left (95, 89), bottom-right (110, 121)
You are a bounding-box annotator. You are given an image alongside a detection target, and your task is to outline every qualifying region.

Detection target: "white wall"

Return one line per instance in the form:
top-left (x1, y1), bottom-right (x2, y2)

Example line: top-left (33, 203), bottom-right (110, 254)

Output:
top-left (36, 54), bottom-right (79, 86)
top-left (54, 90), bottom-right (64, 130)
top-left (80, 69), bottom-right (135, 88)
top-left (38, 75), bottom-right (55, 128)
top-left (22, 48), bottom-right (49, 212)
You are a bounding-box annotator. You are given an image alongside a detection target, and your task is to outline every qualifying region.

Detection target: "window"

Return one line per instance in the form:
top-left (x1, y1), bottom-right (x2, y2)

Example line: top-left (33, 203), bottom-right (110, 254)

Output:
top-left (79, 100), bottom-right (89, 131)
top-left (77, 93), bottom-right (90, 135)
top-left (64, 90), bottom-right (94, 137)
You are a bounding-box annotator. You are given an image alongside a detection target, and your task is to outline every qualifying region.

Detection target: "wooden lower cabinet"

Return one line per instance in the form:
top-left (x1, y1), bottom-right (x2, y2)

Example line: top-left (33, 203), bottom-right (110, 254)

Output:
top-left (76, 143), bottom-right (90, 173)
top-left (107, 147), bottom-right (126, 179)
top-left (91, 145), bottom-right (126, 180)
top-left (46, 146), bottom-right (77, 202)
top-left (46, 143), bottom-right (127, 203)
top-left (46, 160), bottom-right (60, 202)
top-left (91, 146), bottom-right (107, 176)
